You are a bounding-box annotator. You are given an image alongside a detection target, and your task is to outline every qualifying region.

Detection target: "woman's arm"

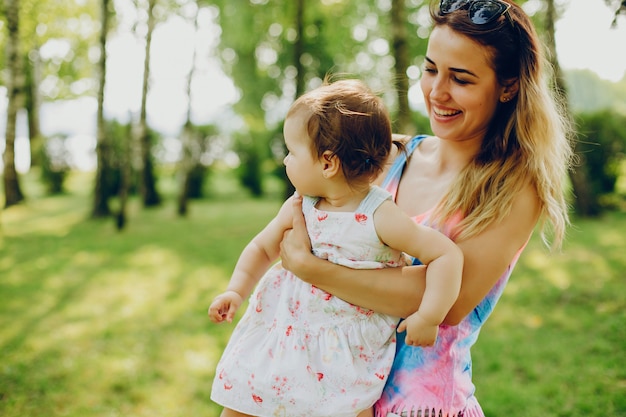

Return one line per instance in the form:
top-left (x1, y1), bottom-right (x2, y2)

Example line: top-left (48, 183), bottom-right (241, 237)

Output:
top-left (280, 184), bottom-right (540, 323)
top-left (280, 195), bottom-right (427, 318)
top-left (444, 183), bottom-right (541, 324)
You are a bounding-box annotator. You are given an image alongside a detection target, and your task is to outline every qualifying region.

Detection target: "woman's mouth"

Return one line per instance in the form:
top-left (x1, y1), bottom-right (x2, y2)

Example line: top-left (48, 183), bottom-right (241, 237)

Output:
top-left (433, 107), bottom-right (462, 117)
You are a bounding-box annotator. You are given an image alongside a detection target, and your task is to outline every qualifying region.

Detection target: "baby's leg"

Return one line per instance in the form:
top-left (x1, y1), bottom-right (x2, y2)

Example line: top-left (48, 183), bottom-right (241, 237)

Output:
top-left (356, 407), bottom-right (375, 417)
top-left (220, 408), bottom-right (255, 417)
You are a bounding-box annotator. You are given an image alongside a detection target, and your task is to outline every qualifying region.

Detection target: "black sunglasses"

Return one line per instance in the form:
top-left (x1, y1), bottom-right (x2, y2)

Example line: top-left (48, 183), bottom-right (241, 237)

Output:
top-left (439, 0), bottom-right (512, 25)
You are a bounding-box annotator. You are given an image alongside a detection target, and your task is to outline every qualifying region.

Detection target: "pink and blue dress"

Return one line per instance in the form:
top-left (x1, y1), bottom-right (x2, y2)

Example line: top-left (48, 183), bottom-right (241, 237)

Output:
top-left (375, 135), bottom-right (528, 417)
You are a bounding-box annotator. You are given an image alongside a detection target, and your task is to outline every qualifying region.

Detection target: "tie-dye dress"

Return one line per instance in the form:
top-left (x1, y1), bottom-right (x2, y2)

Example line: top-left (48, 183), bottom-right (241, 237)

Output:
top-left (211, 186), bottom-right (404, 417)
top-left (374, 135), bottom-right (529, 417)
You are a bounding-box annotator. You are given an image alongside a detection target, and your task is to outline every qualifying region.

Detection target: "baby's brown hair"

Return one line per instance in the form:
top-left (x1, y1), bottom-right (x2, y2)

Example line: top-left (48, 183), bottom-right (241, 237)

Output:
top-left (287, 78), bottom-right (397, 185)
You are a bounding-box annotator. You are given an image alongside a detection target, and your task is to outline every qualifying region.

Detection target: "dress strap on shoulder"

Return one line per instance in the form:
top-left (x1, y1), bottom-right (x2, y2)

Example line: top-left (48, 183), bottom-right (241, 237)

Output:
top-left (404, 134), bottom-right (428, 156)
top-left (301, 194), bottom-right (319, 215)
top-left (382, 135), bottom-right (428, 189)
top-left (357, 186), bottom-right (392, 214)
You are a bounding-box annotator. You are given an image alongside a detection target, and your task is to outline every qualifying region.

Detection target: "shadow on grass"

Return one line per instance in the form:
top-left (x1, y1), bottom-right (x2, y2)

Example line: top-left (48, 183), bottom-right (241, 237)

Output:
top-left (0, 185), bottom-right (281, 417)
top-left (1, 174), bottom-right (624, 416)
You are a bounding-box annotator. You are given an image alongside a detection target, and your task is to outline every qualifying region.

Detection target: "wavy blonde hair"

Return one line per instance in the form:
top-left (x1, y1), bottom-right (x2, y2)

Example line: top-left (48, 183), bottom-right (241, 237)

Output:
top-left (429, 0), bottom-right (573, 249)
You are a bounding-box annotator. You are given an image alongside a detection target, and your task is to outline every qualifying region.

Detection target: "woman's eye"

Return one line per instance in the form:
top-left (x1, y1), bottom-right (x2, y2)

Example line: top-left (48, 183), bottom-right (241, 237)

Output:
top-left (453, 77), bottom-right (470, 85)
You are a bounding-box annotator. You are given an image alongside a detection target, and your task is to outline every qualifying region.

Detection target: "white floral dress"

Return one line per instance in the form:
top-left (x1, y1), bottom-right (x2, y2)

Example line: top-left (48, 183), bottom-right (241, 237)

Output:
top-left (211, 186), bottom-right (404, 417)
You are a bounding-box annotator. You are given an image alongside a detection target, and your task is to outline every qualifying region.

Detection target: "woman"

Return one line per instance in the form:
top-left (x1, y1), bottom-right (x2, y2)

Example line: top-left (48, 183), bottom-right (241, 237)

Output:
top-left (279, 0), bottom-right (573, 416)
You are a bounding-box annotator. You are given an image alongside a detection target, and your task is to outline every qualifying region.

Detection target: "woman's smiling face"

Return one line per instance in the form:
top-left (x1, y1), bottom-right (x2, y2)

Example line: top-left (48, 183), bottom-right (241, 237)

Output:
top-left (420, 25), bottom-right (507, 144)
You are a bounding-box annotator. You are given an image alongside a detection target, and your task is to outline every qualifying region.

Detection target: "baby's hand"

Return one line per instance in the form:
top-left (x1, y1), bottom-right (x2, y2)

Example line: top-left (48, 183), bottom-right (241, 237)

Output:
top-left (397, 312), bottom-right (439, 347)
top-left (208, 290), bottom-right (243, 324)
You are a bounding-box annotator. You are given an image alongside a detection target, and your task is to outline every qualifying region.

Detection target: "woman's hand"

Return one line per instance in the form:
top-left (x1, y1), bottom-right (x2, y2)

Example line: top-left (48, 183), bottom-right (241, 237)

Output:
top-left (278, 194), bottom-right (425, 318)
top-left (279, 194), bottom-right (314, 278)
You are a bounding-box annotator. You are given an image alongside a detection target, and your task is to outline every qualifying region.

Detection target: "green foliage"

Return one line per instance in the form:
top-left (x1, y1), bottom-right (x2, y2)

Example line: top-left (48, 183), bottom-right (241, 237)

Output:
top-left (574, 110), bottom-right (626, 211)
top-left (567, 70), bottom-right (626, 115)
top-left (209, 0), bottom-right (431, 196)
top-left (0, 170), bottom-right (624, 417)
top-left (410, 110), bottom-right (433, 136)
top-left (3, 0), bottom-right (102, 99)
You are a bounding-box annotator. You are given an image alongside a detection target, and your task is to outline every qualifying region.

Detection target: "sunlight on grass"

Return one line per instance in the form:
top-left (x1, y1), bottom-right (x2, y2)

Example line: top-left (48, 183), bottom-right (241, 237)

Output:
top-left (2, 195), bottom-right (87, 237)
top-left (522, 247), bottom-right (572, 290)
top-left (1, 171), bottom-right (624, 417)
top-left (473, 212), bottom-right (626, 416)
top-left (598, 227), bottom-right (626, 246)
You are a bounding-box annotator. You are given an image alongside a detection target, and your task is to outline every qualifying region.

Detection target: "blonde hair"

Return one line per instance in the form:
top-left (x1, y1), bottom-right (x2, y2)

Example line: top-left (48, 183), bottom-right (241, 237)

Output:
top-left (430, 0), bottom-right (573, 250)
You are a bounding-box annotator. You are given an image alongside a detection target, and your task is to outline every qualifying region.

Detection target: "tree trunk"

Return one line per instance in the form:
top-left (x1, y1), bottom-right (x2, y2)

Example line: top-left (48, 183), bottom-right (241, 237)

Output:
top-left (137, 0), bottom-right (161, 207)
top-left (25, 48), bottom-right (42, 167)
top-left (609, 0), bottom-right (626, 26)
top-left (177, 8), bottom-right (201, 217)
top-left (115, 120), bottom-right (132, 230)
top-left (3, 0), bottom-right (25, 208)
top-left (391, 0), bottom-right (413, 135)
top-left (544, 0), bottom-right (597, 216)
top-left (177, 125), bottom-right (193, 216)
top-left (93, 0), bottom-right (112, 217)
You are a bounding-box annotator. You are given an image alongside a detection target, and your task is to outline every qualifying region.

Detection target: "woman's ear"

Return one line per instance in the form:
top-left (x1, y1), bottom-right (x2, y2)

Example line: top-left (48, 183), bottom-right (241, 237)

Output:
top-left (500, 78), bottom-right (520, 102)
top-left (320, 150), bottom-right (340, 179)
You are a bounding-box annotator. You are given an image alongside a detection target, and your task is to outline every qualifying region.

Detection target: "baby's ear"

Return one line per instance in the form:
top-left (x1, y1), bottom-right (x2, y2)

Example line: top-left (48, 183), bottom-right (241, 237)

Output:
top-left (321, 150), bottom-right (340, 178)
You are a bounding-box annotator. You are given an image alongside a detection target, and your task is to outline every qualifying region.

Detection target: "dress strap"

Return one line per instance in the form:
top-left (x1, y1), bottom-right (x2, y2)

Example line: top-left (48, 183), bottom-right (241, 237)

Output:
top-left (301, 194), bottom-right (318, 215)
top-left (382, 135), bottom-right (428, 192)
top-left (356, 186), bottom-right (392, 214)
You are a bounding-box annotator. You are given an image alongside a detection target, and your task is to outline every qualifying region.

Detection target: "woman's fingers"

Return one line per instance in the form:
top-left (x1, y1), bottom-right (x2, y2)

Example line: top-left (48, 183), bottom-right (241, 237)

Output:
top-left (280, 194), bottom-right (310, 272)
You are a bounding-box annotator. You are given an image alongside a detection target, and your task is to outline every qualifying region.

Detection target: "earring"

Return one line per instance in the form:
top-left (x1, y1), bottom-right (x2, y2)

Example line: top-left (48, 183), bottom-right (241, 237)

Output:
top-left (501, 96), bottom-right (510, 103)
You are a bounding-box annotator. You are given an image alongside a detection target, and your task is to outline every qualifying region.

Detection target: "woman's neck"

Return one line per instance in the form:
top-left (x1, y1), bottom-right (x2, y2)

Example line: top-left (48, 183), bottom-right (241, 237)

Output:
top-left (433, 136), bottom-right (479, 176)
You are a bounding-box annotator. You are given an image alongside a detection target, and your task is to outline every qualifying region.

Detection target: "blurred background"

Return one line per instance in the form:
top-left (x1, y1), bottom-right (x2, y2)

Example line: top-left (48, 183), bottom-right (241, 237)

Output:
top-left (1, 0), bottom-right (626, 215)
top-left (1, 0), bottom-right (625, 416)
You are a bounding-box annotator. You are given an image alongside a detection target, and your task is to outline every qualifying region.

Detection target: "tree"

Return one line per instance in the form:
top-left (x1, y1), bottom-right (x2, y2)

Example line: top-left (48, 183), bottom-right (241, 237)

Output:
top-left (3, 0), bottom-right (25, 208)
top-left (17, 0), bottom-right (100, 168)
top-left (23, 47), bottom-right (42, 166)
top-left (607, 0), bottom-right (626, 26)
top-left (544, 0), bottom-right (596, 216)
top-left (135, 0), bottom-right (162, 207)
top-left (177, 2), bottom-right (201, 216)
top-left (92, 0), bottom-right (113, 217)
top-left (574, 110), bottom-right (626, 211)
top-left (391, 0), bottom-right (413, 135)
top-left (114, 120), bottom-right (132, 230)
top-left (280, 0), bottom-right (305, 200)
top-left (210, 0), bottom-right (417, 197)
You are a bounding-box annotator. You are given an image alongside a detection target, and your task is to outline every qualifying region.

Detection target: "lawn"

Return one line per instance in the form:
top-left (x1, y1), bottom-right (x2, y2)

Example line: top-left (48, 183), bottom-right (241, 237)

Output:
top-left (1, 170), bottom-right (624, 417)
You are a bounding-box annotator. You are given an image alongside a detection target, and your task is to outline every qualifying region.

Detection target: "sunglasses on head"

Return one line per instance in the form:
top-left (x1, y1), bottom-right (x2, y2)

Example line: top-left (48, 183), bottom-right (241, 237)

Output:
top-left (439, 0), bottom-right (512, 25)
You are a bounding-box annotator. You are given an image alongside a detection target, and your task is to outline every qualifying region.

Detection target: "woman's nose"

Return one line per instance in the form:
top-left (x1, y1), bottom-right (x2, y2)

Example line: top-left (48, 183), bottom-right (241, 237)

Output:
top-left (429, 77), bottom-right (448, 101)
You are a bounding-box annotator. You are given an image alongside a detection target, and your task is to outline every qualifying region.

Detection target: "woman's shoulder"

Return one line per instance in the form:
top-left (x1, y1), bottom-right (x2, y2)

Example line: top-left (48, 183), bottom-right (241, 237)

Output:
top-left (377, 134), bottom-right (433, 186)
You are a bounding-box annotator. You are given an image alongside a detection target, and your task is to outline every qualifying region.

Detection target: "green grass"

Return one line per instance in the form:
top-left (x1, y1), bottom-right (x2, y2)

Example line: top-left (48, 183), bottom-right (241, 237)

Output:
top-left (1, 170), bottom-right (625, 417)
top-left (474, 213), bottom-right (626, 416)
